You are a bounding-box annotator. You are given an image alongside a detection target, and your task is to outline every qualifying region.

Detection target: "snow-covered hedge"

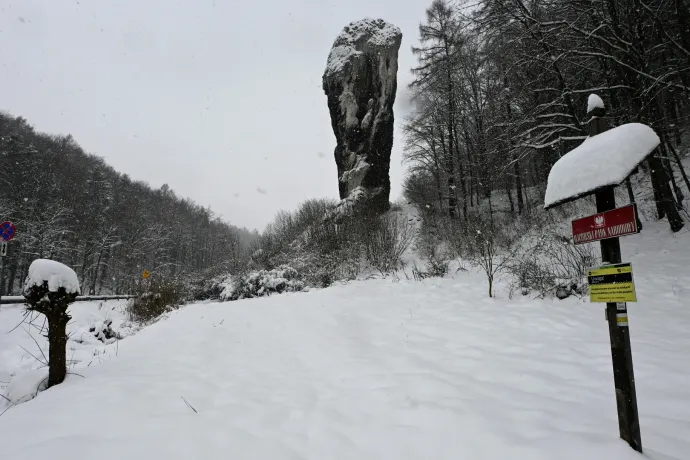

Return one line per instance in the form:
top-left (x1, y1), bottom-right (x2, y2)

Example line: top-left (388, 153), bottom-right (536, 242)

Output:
top-left (219, 266), bottom-right (305, 301)
top-left (127, 277), bottom-right (186, 323)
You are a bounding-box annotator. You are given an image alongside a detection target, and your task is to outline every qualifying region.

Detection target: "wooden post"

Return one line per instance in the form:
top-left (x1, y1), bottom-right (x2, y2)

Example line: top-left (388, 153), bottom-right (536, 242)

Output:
top-left (588, 105), bottom-right (642, 453)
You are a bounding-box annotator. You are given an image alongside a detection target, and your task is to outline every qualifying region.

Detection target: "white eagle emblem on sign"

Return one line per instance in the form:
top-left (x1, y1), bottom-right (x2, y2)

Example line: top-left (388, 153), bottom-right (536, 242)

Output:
top-left (594, 215), bottom-right (605, 228)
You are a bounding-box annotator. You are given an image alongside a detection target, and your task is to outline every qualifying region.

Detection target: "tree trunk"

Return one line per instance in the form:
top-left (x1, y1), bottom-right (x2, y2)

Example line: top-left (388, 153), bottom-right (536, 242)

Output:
top-left (674, 0), bottom-right (690, 64)
top-left (514, 157), bottom-right (524, 214)
top-left (90, 249), bottom-right (105, 295)
top-left (649, 159), bottom-right (666, 219)
top-left (504, 79), bottom-right (524, 215)
top-left (667, 141), bottom-right (690, 197)
top-left (625, 178), bottom-right (643, 231)
top-left (445, 47), bottom-right (457, 219)
top-left (452, 126), bottom-right (468, 220)
top-left (47, 309), bottom-right (70, 388)
top-left (661, 142), bottom-right (684, 205)
top-left (506, 176), bottom-right (515, 214)
top-left (669, 98), bottom-right (682, 145)
top-left (79, 246), bottom-right (90, 294)
top-left (446, 154), bottom-right (457, 218)
top-left (438, 128), bottom-right (456, 218)
top-left (435, 170), bottom-right (444, 212)
top-left (649, 152), bottom-right (684, 232)
top-left (488, 186), bottom-right (494, 224)
top-left (7, 263), bottom-right (17, 295)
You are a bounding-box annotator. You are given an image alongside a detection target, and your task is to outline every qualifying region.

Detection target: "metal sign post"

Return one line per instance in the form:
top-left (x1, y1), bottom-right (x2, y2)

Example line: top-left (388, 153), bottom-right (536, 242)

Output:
top-left (0, 244), bottom-right (4, 306)
top-left (0, 221), bottom-right (16, 307)
top-left (545, 97), bottom-right (648, 454)
top-left (589, 108), bottom-right (642, 453)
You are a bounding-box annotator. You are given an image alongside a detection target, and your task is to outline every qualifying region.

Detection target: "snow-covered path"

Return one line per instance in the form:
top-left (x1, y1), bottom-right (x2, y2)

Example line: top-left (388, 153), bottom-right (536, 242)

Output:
top-left (1, 223), bottom-right (689, 459)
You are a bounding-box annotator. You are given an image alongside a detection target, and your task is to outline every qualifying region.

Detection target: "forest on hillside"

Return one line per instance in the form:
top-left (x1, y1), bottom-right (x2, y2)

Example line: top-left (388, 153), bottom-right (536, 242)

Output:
top-left (402, 0), bottom-right (689, 231)
top-left (0, 113), bottom-right (256, 296)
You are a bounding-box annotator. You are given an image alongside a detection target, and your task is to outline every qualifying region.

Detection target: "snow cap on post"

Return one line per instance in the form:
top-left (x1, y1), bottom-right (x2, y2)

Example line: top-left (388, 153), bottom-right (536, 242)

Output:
top-left (23, 259), bottom-right (81, 295)
top-left (544, 119), bottom-right (660, 209)
top-left (587, 94), bottom-right (605, 113)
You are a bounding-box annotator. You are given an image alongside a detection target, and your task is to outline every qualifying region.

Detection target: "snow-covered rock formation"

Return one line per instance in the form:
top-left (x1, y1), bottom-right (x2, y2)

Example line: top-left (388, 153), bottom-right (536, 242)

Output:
top-left (323, 18), bottom-right (402, 219)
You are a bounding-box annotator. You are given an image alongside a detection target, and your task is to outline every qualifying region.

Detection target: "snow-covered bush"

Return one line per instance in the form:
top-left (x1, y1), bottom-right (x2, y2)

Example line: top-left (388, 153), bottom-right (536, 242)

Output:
top-left (414, 201), bottom-right (598, 299)
top-left (411, 214), bottom-right (455, 279)
top-left (89, 319), bottom-right (122, 344)
top-left (249, 198), bottom-right (337, 270)
top-left (508, 232), bottom-right (596, 299)
top-left (361, 213), bottom-right (416, 275)
top-left (220, 266), bottom-right (305, 301)
top-left (23, 259), bottom-right (80, 388)
top-left (245, 198), bottom-right (415, 288)
top-left (414, 210), bottom-right (521, 296)
top-left (127, 276), bottom-right (186, 323)
top-left (411, 258), bottom-right (449, 280)
top-left (461, 216), bottom-right (521, 298)
top-left (188, 272), bottom-right (229, 301)
top-left (299, 218), bottom-right (362, 285)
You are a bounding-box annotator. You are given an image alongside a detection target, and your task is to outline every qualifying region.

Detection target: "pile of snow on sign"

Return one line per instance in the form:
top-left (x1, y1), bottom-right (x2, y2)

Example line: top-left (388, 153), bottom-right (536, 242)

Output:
top-left (23, 259), bottom-right (81, 295)
top-left (324, 18), bottom-right (402, 78)
top-left (544, 123), bottom-right (659, 208)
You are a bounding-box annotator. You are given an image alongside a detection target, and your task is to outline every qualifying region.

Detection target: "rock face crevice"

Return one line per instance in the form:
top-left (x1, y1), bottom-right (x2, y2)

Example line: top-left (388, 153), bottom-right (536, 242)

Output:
top-left (323, 18), bottom-right (402, 218)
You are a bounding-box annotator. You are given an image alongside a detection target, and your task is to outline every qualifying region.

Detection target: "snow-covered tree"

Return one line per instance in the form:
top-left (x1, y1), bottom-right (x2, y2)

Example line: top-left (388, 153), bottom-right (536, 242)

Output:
top-left (23, 259), bottom-right (80, 388)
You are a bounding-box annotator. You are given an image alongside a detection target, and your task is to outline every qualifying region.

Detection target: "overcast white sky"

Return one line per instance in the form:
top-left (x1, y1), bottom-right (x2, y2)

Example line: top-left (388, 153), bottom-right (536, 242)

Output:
top-left (0, 0), bottom-right (427, 230)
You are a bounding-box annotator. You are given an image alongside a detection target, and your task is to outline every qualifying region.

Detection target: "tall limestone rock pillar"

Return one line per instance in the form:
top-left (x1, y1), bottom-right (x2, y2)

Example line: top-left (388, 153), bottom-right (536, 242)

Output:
top-left (322, 18), bottom-right (402, 218)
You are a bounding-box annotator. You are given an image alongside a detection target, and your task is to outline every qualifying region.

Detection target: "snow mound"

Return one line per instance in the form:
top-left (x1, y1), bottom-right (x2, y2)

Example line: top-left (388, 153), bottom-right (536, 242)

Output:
top-left (587, 94), bottom-right (605, 113)
top-left (324, 18), bottom-right (402, 78)
top-left (23, 259), bottom-right (81, 295)
top-left (1, 299), bottom-right (134, 408)
top-left (6, 369), bottom-right (48, 405)
top-left (544, 123), bottom-right (660, 208)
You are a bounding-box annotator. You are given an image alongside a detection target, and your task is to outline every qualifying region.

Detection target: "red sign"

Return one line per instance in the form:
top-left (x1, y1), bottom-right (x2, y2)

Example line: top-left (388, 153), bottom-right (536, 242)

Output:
top-left (572, 205), bottom-right (638, 245)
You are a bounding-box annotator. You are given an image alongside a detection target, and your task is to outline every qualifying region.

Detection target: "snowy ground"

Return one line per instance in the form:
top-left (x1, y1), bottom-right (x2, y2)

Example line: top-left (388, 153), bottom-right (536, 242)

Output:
top-left (0, 222), bottom-right (689, 459)
top-left (0, 299), bottom-right (135, 404)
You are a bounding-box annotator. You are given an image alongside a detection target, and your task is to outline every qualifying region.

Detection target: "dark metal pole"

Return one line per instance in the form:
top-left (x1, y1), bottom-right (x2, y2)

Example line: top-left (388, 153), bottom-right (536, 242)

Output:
top-left (0, 250), bottom-right (4, 307)
top-left (589, 105), bottom-right (642, 453)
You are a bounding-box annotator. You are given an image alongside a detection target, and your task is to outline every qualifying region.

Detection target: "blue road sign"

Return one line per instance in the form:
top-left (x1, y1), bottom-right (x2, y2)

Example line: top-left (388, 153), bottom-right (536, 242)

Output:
top-left (0, 221), bottom-right (16, 241)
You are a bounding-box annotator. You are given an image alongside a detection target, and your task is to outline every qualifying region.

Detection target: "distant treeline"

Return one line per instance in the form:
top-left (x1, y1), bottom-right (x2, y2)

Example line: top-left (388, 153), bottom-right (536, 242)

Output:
top-left (0, 112), bottom-right (257, 295)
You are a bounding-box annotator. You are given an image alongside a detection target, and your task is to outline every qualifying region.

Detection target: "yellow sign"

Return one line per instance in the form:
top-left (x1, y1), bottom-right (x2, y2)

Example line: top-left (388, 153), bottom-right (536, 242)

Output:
top-left (587, 262), bottom-right (636, 303)
top-left (142, 270), bottom-right (150, 279)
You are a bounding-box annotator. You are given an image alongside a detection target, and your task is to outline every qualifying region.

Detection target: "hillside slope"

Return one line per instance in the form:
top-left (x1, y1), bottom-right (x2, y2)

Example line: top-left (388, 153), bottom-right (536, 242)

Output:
top-left (0, 222), bottom-right (688, 460)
